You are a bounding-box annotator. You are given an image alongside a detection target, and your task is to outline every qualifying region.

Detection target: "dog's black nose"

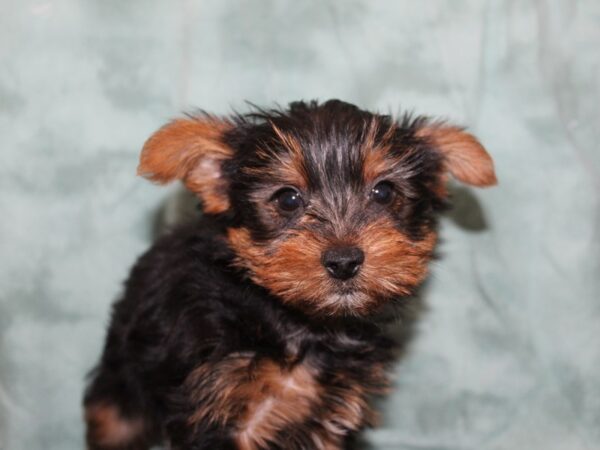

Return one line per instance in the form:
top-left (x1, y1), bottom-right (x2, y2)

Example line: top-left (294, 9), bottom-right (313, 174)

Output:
top-left (322, 247), bottom-right (364, 280)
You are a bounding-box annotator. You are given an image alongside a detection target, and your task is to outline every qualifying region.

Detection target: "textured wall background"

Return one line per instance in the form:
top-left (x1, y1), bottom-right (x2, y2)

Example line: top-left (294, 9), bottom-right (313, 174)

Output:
top-left (1, 1), bottom-right (599, 449)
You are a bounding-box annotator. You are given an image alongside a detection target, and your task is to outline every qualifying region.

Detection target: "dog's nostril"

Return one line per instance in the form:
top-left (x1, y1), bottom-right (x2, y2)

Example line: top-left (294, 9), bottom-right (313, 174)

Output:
top-left (322, 247), bottom-right (364, 280)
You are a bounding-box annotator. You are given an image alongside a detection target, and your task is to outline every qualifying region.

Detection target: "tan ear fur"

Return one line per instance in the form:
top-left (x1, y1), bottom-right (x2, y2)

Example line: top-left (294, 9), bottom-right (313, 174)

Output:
top-left (417, 125), bottom-right (497, 187)
top-left (137, 116), bottom-right (233, 214)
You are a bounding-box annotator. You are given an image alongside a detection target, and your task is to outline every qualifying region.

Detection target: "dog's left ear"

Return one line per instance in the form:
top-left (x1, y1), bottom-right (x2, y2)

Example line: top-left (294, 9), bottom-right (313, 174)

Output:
top-left (417, 125), bottom-right (497, 187)
top-left (137, 116), bottom-right (234, 214)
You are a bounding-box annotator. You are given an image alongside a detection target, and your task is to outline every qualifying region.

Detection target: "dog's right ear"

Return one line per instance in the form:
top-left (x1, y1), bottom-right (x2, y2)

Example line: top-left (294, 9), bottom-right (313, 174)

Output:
top-left (137, 116), bottom-right (234, 214)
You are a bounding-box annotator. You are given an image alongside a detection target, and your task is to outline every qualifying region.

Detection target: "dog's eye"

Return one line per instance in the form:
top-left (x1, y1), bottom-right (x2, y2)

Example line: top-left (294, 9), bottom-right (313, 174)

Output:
top-left (274, 188), bottom-right (303, 212)
top-left (371, 181), bottom-right (395, 205)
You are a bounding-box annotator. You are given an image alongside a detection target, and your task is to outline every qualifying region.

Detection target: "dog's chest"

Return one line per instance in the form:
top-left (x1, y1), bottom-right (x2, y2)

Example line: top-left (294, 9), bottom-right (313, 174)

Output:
top-left (184, 336), bottom-right (389, 450)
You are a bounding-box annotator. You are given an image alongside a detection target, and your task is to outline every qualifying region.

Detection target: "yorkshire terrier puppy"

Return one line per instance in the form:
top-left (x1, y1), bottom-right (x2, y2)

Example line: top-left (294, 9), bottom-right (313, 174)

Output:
top-left (84, 100), bottom-right (496, 450)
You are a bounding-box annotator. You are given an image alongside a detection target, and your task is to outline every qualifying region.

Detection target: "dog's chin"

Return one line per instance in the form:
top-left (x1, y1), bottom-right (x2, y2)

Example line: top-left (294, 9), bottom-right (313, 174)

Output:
top-left (314, 289), bottom-right (382, 317)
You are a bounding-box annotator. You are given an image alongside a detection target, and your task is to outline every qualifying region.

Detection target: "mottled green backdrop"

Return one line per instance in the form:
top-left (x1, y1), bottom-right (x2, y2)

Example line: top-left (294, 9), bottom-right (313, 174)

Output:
top-left (1, 1), bottom-right (599, 449)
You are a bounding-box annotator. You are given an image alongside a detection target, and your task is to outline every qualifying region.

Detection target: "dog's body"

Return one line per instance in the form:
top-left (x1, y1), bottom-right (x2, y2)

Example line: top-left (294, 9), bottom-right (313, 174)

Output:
top-left (85, 220), bottom-right (393, 449)
top-left (84, 100), bottom-right (496, 450)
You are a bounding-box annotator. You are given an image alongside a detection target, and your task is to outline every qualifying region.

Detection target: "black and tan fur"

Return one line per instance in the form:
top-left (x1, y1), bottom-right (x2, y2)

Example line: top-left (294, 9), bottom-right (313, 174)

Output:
top-left (84, 100), bottom-right (496, 450)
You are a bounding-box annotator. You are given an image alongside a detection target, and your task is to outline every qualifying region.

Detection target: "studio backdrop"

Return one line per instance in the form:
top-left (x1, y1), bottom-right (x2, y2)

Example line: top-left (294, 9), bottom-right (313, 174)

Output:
top-left (0, 1), bottom-right (598, 449)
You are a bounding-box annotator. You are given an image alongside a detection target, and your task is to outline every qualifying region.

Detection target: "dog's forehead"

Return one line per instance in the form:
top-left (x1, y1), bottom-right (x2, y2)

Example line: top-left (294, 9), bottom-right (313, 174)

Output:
top-left (243, 114), bottom-right (395, 194)
top-left (289, 126), bottom-right (367, 191)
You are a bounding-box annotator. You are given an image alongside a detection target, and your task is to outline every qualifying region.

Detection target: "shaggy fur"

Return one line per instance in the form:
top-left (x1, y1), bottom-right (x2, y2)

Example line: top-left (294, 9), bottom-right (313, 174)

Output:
top-left (84, 99), bottom-right (496, 450)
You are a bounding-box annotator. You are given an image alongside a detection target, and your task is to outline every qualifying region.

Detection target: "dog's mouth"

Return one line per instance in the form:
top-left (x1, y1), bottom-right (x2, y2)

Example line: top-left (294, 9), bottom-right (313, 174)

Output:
top-left (318, 286), bottom-right (380, 316)
top-left (334, 282), bottom-right (358, 295)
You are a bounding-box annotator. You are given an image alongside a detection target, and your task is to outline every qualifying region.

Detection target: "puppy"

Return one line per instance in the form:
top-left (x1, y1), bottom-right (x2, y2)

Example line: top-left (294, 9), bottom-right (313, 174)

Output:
top-left (83, 100), bottom-right (496, 450)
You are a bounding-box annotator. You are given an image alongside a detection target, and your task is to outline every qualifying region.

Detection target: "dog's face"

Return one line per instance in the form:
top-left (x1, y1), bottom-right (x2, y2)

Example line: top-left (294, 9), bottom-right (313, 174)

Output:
top-left (139, 100), bottom-right (496, 316)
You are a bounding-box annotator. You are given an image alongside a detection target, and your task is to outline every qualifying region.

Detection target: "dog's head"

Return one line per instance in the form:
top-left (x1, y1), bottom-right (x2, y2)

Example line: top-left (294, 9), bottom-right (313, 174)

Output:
top-left (139, 100), bottom-right (496, 316)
